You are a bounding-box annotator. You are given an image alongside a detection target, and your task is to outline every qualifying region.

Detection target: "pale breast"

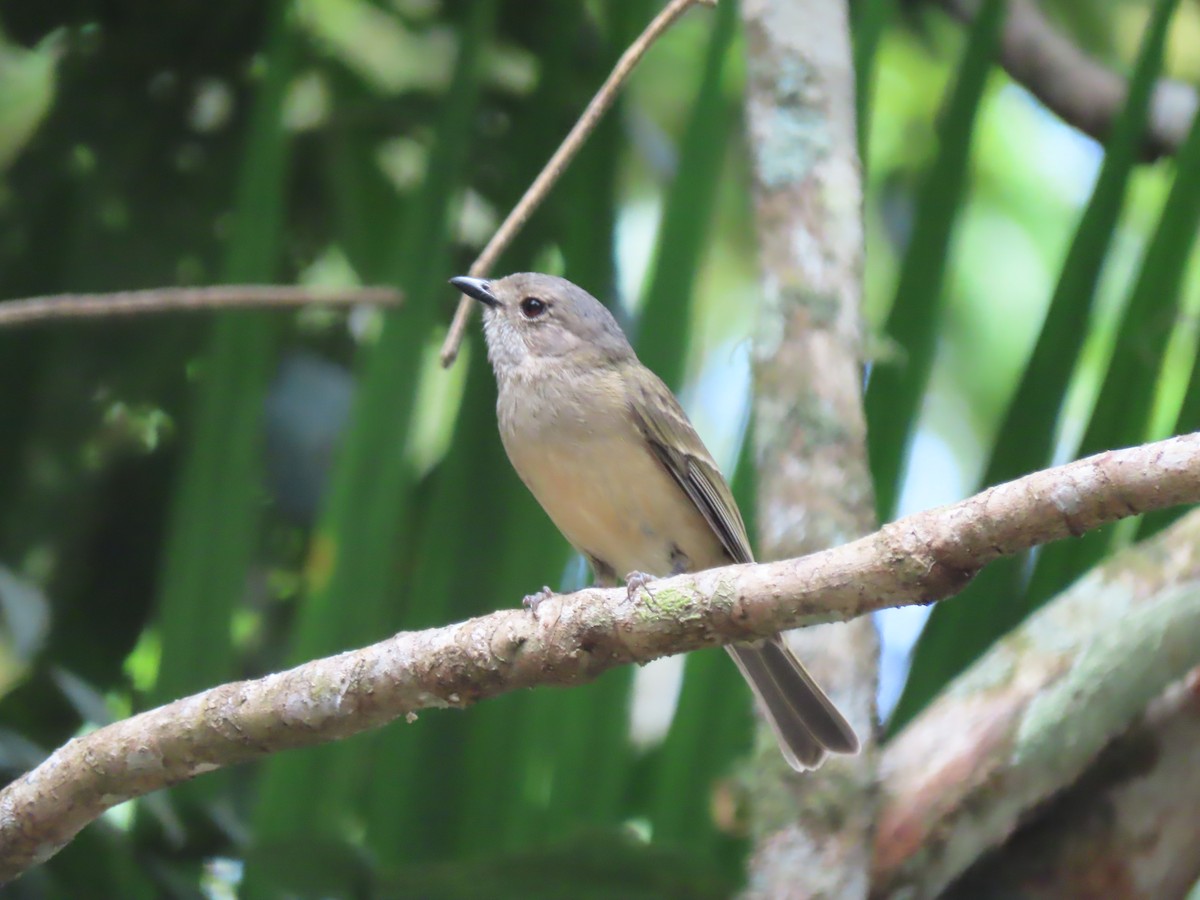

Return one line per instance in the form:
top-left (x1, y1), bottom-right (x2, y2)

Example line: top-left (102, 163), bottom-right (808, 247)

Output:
top-left (497, 371), bottom-right (727, 577)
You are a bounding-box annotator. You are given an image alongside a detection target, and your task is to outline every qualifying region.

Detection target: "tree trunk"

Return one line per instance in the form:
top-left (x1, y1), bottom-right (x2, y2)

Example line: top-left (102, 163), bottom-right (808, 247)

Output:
top-left (742, 1), bottom-right (878, 896)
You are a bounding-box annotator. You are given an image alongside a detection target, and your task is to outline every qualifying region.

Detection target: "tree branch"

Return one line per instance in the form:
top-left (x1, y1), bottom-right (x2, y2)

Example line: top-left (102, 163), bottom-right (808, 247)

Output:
top-left (0, 285), bottom-right (402, 328)
top-left (941, 0), bottom-right (1197, 160)
top-left (438, 0), bottom-right (716, 367)
top-left (873, 505), bottom-right (1200, 898)
top-left (1, 433), bottom-right (1198, 882)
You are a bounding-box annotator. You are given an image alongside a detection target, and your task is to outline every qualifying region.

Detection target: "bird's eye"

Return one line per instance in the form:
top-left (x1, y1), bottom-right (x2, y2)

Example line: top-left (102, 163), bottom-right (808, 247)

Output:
top-left (519, 297), bottom-right (548, 319)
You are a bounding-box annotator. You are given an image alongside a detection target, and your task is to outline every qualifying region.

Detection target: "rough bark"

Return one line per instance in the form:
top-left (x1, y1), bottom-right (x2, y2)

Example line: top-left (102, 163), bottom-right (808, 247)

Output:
top-left (874, 507), bottom-right (1200, 898)
top-left (945, 668), bottom-right (1200, 900)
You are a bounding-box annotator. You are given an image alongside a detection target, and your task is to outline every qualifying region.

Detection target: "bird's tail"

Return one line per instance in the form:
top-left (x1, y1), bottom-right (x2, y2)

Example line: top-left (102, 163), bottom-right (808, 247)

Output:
top-left (726, 636), bottom-right (859, 771)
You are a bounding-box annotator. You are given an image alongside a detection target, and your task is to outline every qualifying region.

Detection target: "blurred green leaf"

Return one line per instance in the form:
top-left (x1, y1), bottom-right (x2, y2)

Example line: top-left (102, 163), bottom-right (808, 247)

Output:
top-left (367, 358), bottom-right (529, 858)
top-left (0, 30), bottom-right (61, 172)
top-left (244, 835), bottom-right (374, 899)
top-left (636, 0), bottom-right (737, 386)
top-left (384, 829), bottom-right (732, 900)
top-left (245, 5), bottom-right (495, 875)
top-left (0, 564), bottom-right (49, 670)
top-left (1148, 287), bottom-right (1200, 536)
top-left (1027, 97), bottom-right (1200, 591)
top-left (852, 0), bottom-right (896, 164)
top-left (865, 0), bottom-right (1004, 523)
top-left (150, 0), bottom-right (297, 799)
top-left (891, 0), bottom-right (1181, 730)
top-left (297, 0), bottom-right (454, 94)
top-left (41, 826), bottom-right (164, 900)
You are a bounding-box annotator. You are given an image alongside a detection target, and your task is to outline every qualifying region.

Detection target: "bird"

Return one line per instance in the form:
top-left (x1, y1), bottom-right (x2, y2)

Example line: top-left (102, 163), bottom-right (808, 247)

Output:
top-left (450, 271), bottom-right (859, 770)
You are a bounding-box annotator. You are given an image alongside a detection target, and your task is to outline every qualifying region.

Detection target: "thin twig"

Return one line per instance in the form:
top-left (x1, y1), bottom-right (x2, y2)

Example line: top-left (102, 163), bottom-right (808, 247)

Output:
top-left (438, 0), bottom-right (717, 367)
top-left (0, 285), bottom-right (403, 328)
top-left (0, 431), bottom-right (1198, 882)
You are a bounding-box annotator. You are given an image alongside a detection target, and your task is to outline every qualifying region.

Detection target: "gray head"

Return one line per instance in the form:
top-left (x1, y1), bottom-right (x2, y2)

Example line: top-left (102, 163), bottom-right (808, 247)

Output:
top-left (450, 272), bottom-right (634, 375)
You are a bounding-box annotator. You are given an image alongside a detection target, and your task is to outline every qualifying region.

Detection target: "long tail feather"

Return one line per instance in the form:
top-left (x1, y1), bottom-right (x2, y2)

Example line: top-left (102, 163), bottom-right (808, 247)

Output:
top-left (726, 636), bottom-right (859, 771)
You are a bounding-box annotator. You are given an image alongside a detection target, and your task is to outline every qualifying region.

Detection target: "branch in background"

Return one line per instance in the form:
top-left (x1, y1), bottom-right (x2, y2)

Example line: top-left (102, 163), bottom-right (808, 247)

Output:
top-left (740, 0), bottom-right (876, 895)
top-left (2, 434), bottom-right (1197, 882)
top-left (941, 0), bottom-right (1197, 160)
top-left (874, 506), bottom-right (1200, 898)
top-left (0, 285), bottom-right (402, 328)
top-left (438, 0), bottom-right (716, 366)
top-left (948, 667), bottom-right (1200, 899)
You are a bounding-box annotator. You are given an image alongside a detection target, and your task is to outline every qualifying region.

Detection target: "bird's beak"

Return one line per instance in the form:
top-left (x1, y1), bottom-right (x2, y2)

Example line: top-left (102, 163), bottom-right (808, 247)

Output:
top-left (449, 276), bottom-right (500, 309)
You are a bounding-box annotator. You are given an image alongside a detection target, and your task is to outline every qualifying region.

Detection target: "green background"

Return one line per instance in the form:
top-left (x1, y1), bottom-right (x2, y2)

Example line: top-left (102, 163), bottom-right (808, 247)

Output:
top-left (0, 0), bottom-right (1198, 895)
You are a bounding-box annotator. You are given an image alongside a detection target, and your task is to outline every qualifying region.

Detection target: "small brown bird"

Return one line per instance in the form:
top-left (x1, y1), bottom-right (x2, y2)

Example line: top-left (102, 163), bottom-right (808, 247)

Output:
top-left (450, 272), bottom-right (858, 770)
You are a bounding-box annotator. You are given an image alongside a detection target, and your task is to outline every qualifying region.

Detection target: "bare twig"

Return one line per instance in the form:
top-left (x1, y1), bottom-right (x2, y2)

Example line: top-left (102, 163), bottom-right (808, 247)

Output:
top-left (1, 433), bottom-right (1198, 882)
top-left (941, 0), bottom-right (1197, 160)
top-left (0, 285), bottom-right (403, 328)
top-left (438, 0), bottom-right (716, 367)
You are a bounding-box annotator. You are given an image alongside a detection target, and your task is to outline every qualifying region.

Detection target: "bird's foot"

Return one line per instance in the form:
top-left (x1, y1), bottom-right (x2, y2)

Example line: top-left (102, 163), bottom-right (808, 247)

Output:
top-left (624, 571), bottom-right (658, 602)
top-left (522, 586), bottom-right (555, 615)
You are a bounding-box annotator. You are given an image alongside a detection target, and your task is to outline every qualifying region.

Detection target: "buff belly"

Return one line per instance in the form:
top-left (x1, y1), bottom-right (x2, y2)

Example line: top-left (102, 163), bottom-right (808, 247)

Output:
top-left (502, 428), bottom-right (726, 578)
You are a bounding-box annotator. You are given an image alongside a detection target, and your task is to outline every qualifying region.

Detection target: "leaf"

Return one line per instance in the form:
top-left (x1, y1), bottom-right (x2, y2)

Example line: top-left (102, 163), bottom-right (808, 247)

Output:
top-left (243, 4), bottom-right (496, 873)
top-left (382, 829), bottom-right (732, 900)
top-left (0, 30), bottom-right (62, 172)
top-left (852, 0), bottom-right (897, 165)
top-left (1026, 90), bottom-right (1200, 601)
top-left (865, 0), bottom-right (1005, 523)
top-left (890, 0), bottom-right (1182, 730)
top-left (150, 0), bottom-right (297, 807)
top-left (0, 563), bottom-right (49, 663)
top-left (635, 0), bottom-right (738, 388)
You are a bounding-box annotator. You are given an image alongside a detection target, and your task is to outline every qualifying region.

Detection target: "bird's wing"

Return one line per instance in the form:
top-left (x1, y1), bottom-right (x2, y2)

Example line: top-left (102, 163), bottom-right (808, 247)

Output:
top-left (626, 370), bottom-right (753, 565)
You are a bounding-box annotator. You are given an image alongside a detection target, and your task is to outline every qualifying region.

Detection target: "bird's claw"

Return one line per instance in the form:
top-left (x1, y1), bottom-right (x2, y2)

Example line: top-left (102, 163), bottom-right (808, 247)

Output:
top-left (625, 571), bottom-right (657, 601)
top-left (522, 586), bottom-right (554, 614)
